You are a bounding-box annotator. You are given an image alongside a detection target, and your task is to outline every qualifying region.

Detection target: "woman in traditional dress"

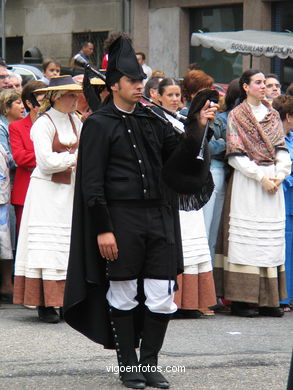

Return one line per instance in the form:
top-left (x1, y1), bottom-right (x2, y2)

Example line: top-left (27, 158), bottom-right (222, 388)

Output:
top-left (157, 77), bottom-right (217, 318)
top-left (273, 94), bottom-right (293, 312)
top-left (214, 70), bottom-right (291, 317)
top-left (13, 76), bottom-right (82, 323)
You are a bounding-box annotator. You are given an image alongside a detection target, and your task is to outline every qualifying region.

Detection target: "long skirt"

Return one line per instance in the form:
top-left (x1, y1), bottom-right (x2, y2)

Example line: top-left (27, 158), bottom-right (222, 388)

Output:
top-left (174, 209), bottom-right (216, 310)
top-left (214, 169), bottom-right (287, 307)
top-left (13, 176), bottom-right (74, 307)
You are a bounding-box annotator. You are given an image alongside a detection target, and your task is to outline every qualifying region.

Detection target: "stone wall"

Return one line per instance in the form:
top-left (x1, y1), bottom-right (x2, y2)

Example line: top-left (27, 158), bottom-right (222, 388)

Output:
top-left (5, 0), bottom-right (122, 65)
top-left (3, 0), bottom-right (277, 75)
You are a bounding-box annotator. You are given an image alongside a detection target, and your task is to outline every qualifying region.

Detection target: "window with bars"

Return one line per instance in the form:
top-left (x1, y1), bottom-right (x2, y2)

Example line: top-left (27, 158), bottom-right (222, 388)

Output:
top-left (0, 37), bottom-right (23, 63)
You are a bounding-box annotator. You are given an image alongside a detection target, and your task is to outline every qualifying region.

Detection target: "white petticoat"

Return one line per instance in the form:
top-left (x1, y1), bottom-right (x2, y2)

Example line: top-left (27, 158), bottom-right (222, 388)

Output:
top-left (179, 208), bottom-right (212, 270)
top-left (14, 174), bottom-right (75, 281)
top-left (228, 165), bottom-right (285, 268)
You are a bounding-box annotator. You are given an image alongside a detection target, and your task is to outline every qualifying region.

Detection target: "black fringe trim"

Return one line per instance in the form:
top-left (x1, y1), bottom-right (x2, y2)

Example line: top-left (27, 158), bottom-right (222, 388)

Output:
top-left (178, 172), bottom-right (214, 211)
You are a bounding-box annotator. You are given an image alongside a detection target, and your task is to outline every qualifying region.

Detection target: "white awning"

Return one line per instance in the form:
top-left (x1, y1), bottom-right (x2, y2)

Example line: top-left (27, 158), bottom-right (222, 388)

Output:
top-left (191, 30), bottom-right (293, 59)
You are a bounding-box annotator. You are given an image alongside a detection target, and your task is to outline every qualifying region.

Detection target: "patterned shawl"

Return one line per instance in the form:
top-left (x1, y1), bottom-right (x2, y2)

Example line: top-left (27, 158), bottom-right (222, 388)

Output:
top-left (226, 100), bottom-right (287, 165)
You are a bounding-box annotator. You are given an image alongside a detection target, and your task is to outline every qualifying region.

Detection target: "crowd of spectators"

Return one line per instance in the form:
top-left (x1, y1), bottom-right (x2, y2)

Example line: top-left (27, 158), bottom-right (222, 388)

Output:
top-left (0, 33), bottom-right (292, 324)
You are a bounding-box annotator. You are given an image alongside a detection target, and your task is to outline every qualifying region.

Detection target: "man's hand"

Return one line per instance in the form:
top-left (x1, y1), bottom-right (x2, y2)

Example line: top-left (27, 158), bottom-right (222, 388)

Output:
top-left (261, 177), bottom-right (278, 194)
top-left (199, 100), bottom-right (219, 127)
top-left (97, 232), bottom-right (118, 261)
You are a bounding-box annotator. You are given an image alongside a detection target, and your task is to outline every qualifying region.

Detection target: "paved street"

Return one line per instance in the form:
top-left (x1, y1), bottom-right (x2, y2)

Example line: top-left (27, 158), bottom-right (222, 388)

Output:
top-left (1, 303), bottom-right (292, 390)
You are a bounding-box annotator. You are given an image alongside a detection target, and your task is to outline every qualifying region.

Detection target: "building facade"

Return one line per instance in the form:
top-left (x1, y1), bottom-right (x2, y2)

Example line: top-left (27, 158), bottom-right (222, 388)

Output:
top-left (132, 0), bottom-right (292, 86)
top-left (3, 0), bottom-right (129, 66)
top-left (2, 0), bottom-right (292, 86)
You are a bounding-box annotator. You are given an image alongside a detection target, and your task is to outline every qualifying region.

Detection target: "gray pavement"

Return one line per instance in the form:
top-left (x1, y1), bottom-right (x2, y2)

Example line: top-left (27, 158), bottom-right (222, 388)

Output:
top-left (1, 304), bottom-right (293, 390)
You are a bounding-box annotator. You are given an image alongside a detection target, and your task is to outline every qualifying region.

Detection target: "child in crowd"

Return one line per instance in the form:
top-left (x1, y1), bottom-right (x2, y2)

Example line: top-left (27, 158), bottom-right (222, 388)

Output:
top-left (40, 59), bottom-right (61, 85)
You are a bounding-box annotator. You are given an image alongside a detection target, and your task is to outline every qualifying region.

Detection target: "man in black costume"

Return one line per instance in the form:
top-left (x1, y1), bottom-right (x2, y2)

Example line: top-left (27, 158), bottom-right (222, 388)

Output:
top-left (64, 37), bottom-right (217, 389)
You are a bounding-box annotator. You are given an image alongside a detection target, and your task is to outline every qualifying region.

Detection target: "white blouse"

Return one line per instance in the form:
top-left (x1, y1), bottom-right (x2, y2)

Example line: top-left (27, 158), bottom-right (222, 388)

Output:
top-left (248, 102), bottom-right (268, 122)
top-left (30, 107), bottom-right (82, 180)
top-left (229, 150), bottom-right (291, 182)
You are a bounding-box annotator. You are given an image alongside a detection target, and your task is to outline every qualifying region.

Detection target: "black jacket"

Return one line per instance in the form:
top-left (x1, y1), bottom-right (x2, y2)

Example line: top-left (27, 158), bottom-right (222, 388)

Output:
top-left (63, 100), bottom-right (211, 348)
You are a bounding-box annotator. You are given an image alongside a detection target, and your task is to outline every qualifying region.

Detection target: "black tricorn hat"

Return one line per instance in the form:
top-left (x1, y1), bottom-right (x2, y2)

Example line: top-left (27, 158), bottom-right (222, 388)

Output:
top-left (106, 36), bottom-right (147, 87)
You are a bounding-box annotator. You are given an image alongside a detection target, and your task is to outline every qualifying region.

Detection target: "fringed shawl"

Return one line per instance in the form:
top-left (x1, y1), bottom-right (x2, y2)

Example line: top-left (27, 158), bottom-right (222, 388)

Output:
top-left (226, 100), bottom-right (287, 165)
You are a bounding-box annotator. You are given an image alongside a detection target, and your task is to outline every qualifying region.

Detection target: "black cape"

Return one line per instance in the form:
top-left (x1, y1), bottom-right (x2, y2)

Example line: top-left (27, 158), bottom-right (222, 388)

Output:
top-left (63, 99), bottom-right (212, 348)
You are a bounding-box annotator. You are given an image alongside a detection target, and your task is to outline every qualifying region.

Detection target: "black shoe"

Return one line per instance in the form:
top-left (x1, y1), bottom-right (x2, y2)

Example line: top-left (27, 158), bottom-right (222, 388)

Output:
top-left (143, 370), bottom-right (169, 389)
top-left (0, 293), bottom-right (13, 304)
top-left (172, 309), bottom-right (202, 319)
top-left (231, 302), bottom-right (258, 318)
top-left (122, 379), bottom-right (146, 389)
top-left (259, 306), bottom-right (284, 317)
top-left (38, 306), bottom-right (60, 323)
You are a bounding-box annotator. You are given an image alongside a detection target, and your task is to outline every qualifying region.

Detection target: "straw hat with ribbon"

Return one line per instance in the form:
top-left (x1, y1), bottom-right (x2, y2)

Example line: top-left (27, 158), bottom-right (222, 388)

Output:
top-left (34, 75), bottom-right (83, 93)
top-left (34, 75), bottom-right (83, 113)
